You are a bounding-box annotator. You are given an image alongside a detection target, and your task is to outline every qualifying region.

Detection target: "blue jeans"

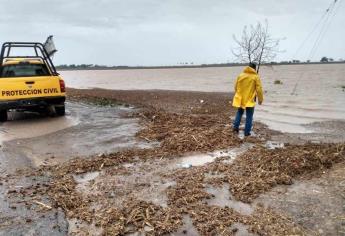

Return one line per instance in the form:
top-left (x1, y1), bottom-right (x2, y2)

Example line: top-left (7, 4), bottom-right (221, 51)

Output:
top-left (233, 107), bottom-right (255, 136)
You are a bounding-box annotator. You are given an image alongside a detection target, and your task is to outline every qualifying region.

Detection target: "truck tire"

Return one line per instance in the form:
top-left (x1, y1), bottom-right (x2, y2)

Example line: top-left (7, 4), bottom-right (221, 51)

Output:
top-left (55, 105), bottom-right (65, 116)
top-left (0, 110), bottom-right (7, 122)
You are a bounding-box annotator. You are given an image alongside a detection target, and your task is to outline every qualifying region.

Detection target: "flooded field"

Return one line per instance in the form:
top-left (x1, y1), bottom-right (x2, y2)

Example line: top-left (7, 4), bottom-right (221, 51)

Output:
top-left (61, 64), bottom-right (345, 133)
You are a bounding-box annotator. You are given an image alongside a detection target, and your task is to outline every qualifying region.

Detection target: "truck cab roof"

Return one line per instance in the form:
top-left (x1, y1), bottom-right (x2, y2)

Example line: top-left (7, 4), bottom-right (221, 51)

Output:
top-left (0, 42), bottom-right (58, 77)
top-left (2, 58), bottom-right (45, 65)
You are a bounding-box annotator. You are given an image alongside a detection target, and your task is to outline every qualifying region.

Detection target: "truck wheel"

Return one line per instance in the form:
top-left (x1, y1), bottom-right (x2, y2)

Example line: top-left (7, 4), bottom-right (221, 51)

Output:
top-left (55, 105), bottom-right (65, 116)
top-left (0, 110), bottom-right (8, 122)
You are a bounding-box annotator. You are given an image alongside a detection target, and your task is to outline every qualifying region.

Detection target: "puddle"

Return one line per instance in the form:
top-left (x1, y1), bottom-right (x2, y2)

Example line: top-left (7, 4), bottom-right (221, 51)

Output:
top-left (206, 184), bottom-right (253, 216)
top-left (136, 180), bottom-right (176, 207)
top-left (177, 153), bottom-right (218, 167)
top-left (176, 144), bottom-right (252, 168)
top-left (0, 102), bottom-right (152, 170)
top-left (73, 171), bottom-right (100, 192)
top-left (74, 171), bottom-right (100, 184)
top-left (255, 118), bottom-right (314, 134)
top-left (0, 110), bottom-right (79, 144)
top-left (84, 160), bottom-right (178, 208)
top-left (264, 141), bottom-right (285, 150)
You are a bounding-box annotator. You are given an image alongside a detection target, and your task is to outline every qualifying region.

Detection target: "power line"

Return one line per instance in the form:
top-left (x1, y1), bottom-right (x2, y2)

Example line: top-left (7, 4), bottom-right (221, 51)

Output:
top-left (309, 0), bottom-right (340, 60)
top-left (292, 2), bottom-right (334, 59)
top-left (291, 0), bottom-right (341, 95)
top-left (309, 0), bottom-right (341, 60)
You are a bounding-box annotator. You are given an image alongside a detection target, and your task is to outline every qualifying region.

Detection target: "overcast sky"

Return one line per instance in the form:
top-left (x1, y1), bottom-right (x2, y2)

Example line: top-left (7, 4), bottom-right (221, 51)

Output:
top-left (0, 0), bottom-right (344, 66)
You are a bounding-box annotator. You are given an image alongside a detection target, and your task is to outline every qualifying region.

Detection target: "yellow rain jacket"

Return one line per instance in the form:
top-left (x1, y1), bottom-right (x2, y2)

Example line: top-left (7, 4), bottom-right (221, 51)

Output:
top-left (232, 66), bottom-right (264, 109)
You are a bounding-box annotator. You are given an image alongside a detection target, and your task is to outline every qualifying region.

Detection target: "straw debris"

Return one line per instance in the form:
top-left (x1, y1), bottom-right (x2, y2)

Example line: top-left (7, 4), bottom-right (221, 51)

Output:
top-left (5, 89), bottom-right (344, 235)
top-left (206, 143), bottom-right (345, 202)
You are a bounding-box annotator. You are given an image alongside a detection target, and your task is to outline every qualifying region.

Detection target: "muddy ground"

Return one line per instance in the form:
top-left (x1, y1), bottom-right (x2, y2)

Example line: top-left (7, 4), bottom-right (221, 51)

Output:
top-left (0, 88), bottom-right (344, 236)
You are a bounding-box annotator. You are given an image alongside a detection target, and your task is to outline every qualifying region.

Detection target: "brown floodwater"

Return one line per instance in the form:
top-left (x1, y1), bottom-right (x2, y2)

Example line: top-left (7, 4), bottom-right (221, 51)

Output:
top-left (61, 64), bottom-right (345, 133)
top-left (0, 102), bottom-right (151, 172)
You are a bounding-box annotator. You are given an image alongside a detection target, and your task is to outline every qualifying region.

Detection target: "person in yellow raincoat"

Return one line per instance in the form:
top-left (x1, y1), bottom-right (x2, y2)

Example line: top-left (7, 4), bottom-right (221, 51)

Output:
top-left (232, 63), bottom-right (264, 136)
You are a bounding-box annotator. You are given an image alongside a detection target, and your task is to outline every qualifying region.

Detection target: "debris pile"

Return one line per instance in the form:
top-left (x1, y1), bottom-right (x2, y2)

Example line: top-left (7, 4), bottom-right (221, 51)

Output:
top-left (95, 200), bottom-right (182, 235)
top-left (165, 160), bottom-right (309, 235)
top-left (166, 168), bottom-right (211, 208)
top-left (206, 143), bottom-right (345, 202)
top-left (48, 175), bottom-right (93, 222)
top-left (137, 109), bottom-right (242, 154)
top-left (246, 206), bottom-right (308, 236)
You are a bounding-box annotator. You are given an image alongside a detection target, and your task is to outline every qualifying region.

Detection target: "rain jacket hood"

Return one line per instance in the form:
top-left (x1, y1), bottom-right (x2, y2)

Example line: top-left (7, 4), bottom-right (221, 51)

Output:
top-left (243, 66), bottom-right (257, 74)
top-left (232, 66), bottom-right (264, 109)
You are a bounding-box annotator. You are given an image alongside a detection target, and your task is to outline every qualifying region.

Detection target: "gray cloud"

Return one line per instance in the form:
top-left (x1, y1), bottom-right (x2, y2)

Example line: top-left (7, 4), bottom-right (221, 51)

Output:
top-left (0, 0), bottom-right (344, 65)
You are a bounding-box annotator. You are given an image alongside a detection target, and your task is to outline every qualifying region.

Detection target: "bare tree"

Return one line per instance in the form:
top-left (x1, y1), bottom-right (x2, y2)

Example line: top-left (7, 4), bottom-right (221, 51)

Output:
top-left (232, 21), bottom-right (283, 73)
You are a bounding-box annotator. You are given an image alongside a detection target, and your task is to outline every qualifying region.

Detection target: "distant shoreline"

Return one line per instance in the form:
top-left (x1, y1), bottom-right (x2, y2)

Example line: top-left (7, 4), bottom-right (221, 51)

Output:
top-left (56, 61), bottom-right (345, 71)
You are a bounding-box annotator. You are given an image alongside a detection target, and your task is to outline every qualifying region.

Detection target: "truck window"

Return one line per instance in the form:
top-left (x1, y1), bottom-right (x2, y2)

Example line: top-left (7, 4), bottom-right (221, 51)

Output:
top-left (0, 63), bottom-right (51, 77)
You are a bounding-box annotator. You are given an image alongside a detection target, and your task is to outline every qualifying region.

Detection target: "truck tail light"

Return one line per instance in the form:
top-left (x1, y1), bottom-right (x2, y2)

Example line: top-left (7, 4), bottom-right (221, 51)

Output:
top-left (59, 79), bottom-right (66, 93)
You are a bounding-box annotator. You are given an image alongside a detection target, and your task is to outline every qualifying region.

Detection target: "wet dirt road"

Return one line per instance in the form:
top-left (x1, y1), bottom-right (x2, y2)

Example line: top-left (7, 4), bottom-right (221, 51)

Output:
top-left (255, 161), bottom-right (345, 235)
top-left (0, 102), bottom-right (150, 174)
top-left (0, 102), bottom-right (151, 235)
top-left (1, 90), bottom-right (344, 235)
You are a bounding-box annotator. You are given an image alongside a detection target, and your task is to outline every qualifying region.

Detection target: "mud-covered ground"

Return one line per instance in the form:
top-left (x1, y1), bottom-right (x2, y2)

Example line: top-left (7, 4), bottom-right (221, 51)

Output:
top-left (1, 88), bottom-right (344, 236)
